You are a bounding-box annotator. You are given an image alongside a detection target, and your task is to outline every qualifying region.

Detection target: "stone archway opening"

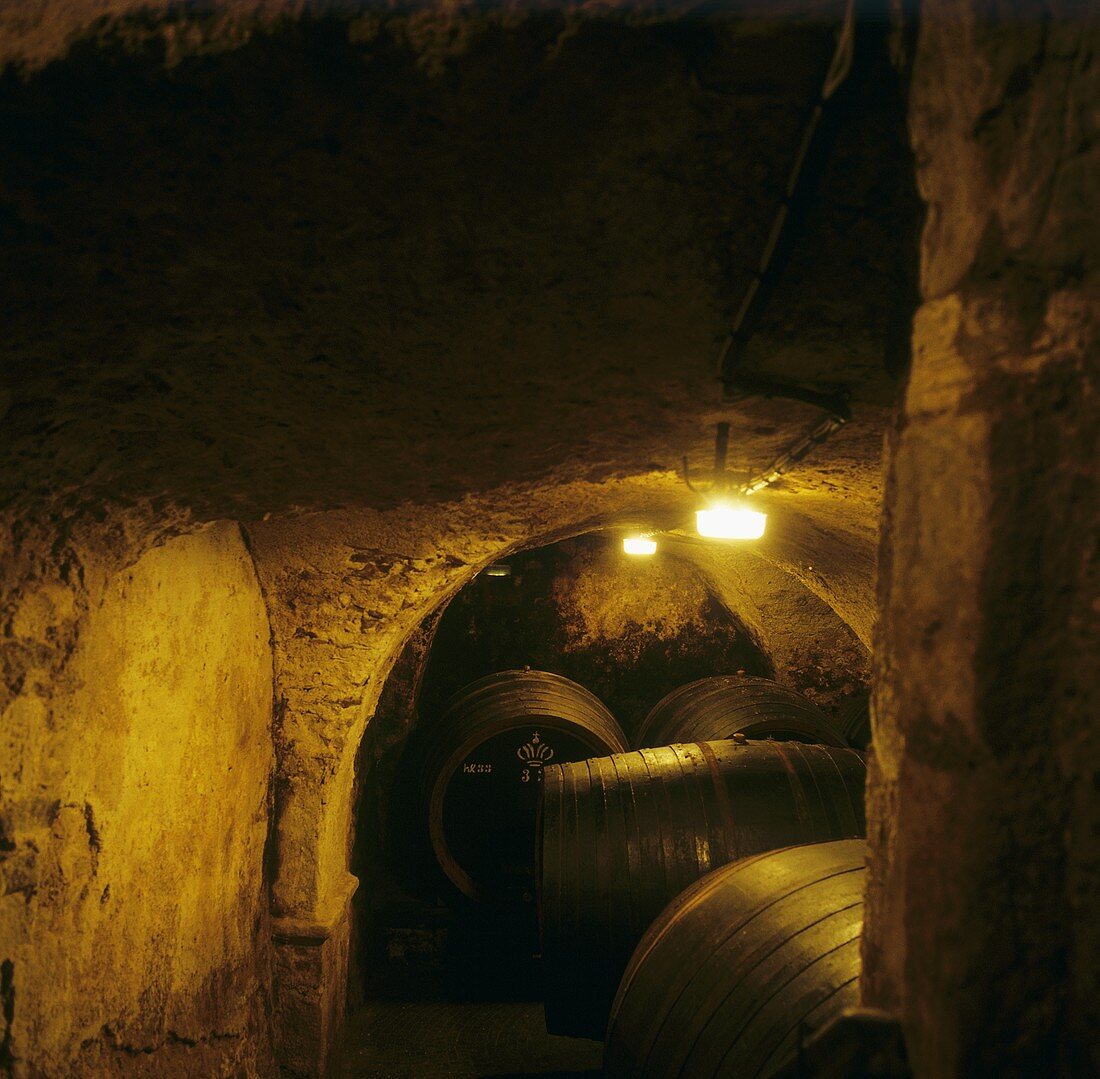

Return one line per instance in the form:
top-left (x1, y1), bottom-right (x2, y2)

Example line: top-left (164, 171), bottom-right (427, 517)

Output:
top-left (344, 523), bottom-right (875, 1041)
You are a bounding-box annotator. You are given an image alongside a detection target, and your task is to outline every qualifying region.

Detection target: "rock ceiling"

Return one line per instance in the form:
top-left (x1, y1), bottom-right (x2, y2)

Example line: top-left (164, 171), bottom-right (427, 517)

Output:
top-left (0, 2), bottom-right (918, 538)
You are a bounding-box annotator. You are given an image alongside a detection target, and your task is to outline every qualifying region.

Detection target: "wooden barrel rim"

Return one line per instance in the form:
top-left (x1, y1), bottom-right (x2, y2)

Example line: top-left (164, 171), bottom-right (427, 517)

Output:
top-left (610, 840), bottom-right (867, 1017)
top-left (605, 839), bottom-right (868, 1076)
top-left (616, 858), bottom-right (863, 1017)
top-left (636, 675), bottom-right (845, 748)
top-left (428, 715), bottom-right (624, 902)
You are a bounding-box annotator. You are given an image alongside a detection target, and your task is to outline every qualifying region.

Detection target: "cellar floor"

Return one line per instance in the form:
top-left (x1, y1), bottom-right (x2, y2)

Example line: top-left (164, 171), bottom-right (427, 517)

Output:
top-left (338, 908), bottom-right (603, 1079)
top-left (337, 998), bottom-right (603, 1078)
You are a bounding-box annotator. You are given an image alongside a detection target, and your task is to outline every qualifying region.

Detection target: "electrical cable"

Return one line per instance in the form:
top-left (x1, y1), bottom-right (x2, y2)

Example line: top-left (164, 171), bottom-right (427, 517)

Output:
top-left (706, 0), bottom-right (859, 497)
top-left (716, 0), bottom-right (857, 398)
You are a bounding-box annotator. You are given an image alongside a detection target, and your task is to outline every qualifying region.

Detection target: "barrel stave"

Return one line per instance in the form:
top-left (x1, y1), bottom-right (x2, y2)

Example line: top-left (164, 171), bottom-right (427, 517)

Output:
top-left (605, 839), bottom-right (868, 1079)
top-left (539, 741), bottom-right (866, 1039)
top-left (836, 689), bottom-right (872, 750)
top-left (638, 674), bottom-right (846, 748)
top-left (423, 669), bottom-right (627, 905)
top-left (635, 875), bottom-right (862, 1078)
top-left (742, 935), bottom-right (862, 1078)
top-left (687, 901), bottom-right (863, 1078)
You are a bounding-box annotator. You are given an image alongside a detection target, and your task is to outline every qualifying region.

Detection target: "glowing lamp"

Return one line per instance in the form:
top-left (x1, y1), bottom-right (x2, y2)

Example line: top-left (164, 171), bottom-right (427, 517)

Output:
top-left (484, 563), bottom-right (512, 577)
top-left (695, 502), bottom-right (767, 540)
top-left (622, 535), bottom-right (657, 556)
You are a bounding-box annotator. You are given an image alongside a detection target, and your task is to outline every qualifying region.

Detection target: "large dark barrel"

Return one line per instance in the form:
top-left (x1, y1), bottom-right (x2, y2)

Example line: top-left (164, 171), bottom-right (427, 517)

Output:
top-left (636, 674), bottom-right (846, 747)
top-left (605, 839), bottom-right (868, 1078)
top-left (421, 670), bottom-right (628, 905)
top-left (538, 740), bottom-right (866, 1038)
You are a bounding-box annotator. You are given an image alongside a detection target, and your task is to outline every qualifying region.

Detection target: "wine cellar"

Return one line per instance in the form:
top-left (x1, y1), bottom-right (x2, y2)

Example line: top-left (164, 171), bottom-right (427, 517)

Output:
top-left (1, 2), bottom-right (1095, 1077)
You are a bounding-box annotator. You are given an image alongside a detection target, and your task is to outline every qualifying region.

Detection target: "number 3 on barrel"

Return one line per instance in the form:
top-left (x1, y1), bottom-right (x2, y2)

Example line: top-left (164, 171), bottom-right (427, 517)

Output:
top-left (517, 730), bottom-right (555, 785)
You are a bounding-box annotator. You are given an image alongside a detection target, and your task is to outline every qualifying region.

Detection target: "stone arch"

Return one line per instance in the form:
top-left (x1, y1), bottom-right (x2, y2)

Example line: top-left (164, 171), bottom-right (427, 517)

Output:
top-left (243, 469), bottom-right (881, 1064)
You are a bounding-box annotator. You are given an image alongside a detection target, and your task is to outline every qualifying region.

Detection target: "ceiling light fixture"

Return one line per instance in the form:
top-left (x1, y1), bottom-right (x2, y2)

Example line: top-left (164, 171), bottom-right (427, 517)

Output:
top-left (696, 502), bottom-right (766, 540)
top-left (683, 421), bottom-right (767, 541)
top-left (622, 535), bottom-right (657, 556)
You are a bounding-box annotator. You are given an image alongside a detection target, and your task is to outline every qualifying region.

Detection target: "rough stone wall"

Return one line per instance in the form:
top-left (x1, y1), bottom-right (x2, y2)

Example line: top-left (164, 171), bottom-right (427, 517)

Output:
top-left (418, 534), bottom-right (775, 737)
top-left (540, 535), bottom-right (870, 718)
top-left (864, 4), bottom-right (1099, 1075)
top-left (0, 6), bottom-right (912, 530)
top-left (552, 538), bottom-right (742, 656)
top-left (1, 520), bottom-right (276, 1077)
top-left (0, 1), bottom-right (854, 76)
top-left (691, 543), bottom-right (871, 712)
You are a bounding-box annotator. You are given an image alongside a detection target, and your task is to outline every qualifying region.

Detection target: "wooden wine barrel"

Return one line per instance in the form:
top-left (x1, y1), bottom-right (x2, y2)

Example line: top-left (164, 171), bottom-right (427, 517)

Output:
top-left (606, 839), bottom-right (868, 1078)
top-left (421, 670), bottom-right (628, 905)
top-left (636, 674), bottom-right (846, 747)
top-left (539, 740), bottom-right (866, 1038)
top-left (837, 689), bottom-right (872, 750)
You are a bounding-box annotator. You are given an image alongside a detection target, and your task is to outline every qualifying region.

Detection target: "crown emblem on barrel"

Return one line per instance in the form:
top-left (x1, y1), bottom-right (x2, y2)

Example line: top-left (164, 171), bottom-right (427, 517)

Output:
top-left (517, 731), bottom-right (555, 767)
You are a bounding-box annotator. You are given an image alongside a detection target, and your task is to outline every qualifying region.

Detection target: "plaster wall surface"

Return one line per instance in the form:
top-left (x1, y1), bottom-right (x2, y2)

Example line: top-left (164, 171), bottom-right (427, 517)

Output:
top-left (0, 521), bottom-right (276, 1077)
